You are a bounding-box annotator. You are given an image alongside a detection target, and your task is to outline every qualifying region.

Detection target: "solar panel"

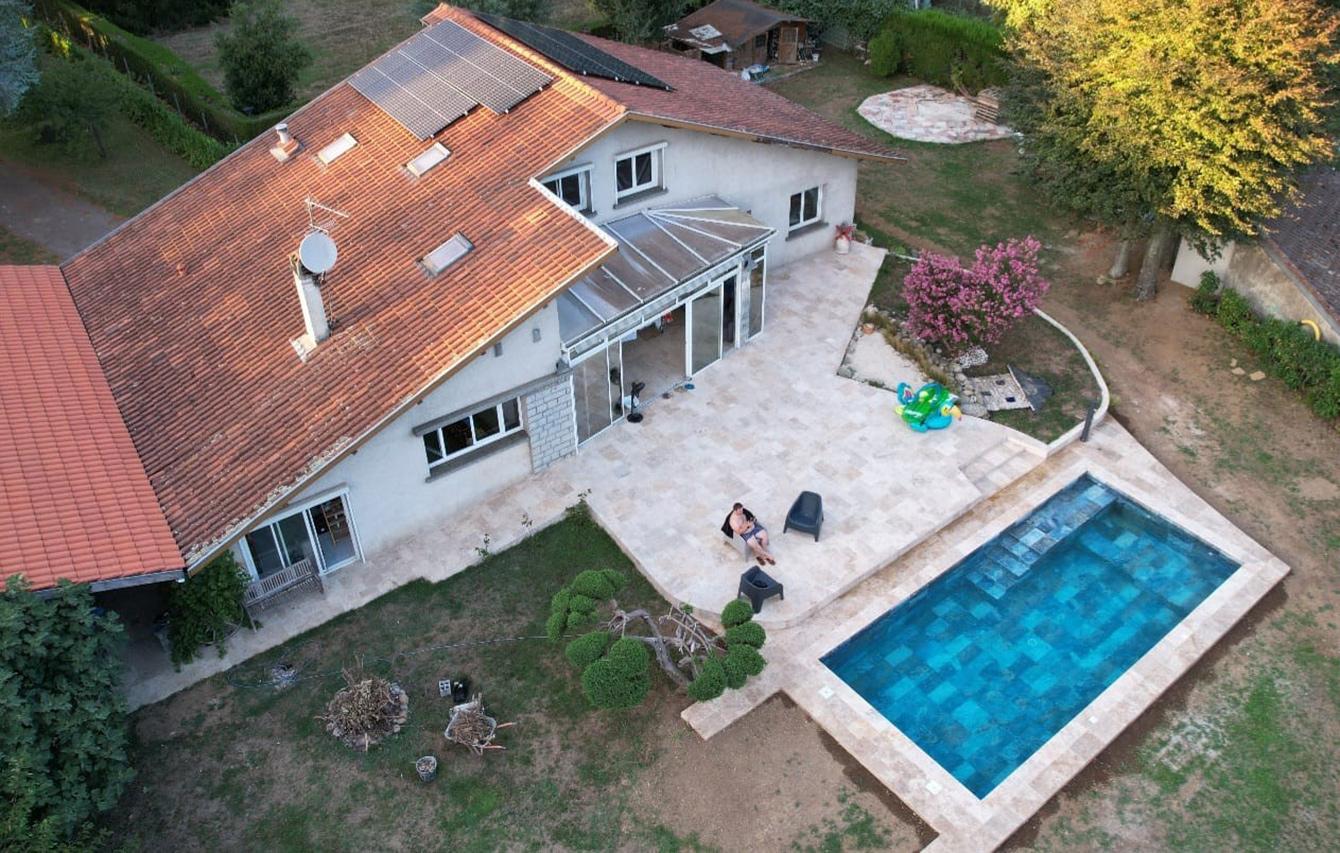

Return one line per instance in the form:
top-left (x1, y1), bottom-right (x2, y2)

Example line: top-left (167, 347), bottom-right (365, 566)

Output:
top-left (474, 13), bottom-right (672, 92)
top-left (348, 19), bottom-right (553, 139)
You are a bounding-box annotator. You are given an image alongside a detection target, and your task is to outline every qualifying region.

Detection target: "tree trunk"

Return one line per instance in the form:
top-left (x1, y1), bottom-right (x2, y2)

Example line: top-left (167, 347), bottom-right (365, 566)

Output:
top-left (618, 609), bottom-right (690, 687)
top-left (1134, 223), bottom-right (1175, 301)
top-left (1107, 239), bottom-right (1131, 279)
top-left (89, 122), bottom-right (107, 160)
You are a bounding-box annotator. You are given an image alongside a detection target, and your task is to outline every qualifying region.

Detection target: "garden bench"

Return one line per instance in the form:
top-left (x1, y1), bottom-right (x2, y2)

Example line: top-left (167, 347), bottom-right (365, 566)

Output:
top-left (243, 558), bottom-right (323, 619)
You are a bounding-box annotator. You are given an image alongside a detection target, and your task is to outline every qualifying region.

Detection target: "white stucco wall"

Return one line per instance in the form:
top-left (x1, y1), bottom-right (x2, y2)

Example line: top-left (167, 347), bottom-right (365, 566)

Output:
top-left (233, 302), bottom-right (566, 570)
top-left (545, 120), bottom-right (859, 267)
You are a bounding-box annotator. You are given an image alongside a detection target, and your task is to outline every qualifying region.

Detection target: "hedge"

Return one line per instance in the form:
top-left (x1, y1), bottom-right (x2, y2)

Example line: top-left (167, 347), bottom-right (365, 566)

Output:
top-left (868, 9), bottom-right (1007, 92)
top-left (35, 0), bottom-right (288, 143)
top-left (65, 43), bottom-right (233, 168)
top-left (1194, 276), bottom-right (1340, 423)
top-left (81, 0), bottom-right (230, 37)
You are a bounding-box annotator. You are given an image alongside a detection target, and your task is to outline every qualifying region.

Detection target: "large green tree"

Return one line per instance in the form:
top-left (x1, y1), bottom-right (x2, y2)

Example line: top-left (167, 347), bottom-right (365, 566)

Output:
top-left (586, 0), bottom-right (688, 43)
top-left (0, 0), bottom-right (38, 116)
top-left (993, 0), bottom-right (1338, 299)
top-left (14, 56), bottom-right (119, 159)
top-left (215, 0), bottom-right (311, 113)
top-left (0, 579), bottom-right (133, 837)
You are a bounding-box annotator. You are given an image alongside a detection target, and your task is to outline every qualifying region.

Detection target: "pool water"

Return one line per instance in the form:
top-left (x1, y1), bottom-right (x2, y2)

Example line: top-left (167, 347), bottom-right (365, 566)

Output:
top-left (822, 475), bottom-right (1238, 798)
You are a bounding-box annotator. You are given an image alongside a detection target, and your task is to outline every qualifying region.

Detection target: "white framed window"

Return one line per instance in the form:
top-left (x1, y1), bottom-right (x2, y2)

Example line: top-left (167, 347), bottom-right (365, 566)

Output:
top-left (422, 397), bottom-right (523, 469)
top-left (788, 186), bottom-right (821, 231)
top-left (614, 143), bottom-right (664, 200)
top-left (542, 164), bottom-right (593, 212)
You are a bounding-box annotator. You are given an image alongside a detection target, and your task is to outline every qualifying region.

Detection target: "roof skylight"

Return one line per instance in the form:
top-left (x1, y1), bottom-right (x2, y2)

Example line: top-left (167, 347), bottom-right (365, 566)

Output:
top-left (317, 133), bottom-right (358, 165)
top-left (407, 142), bottom-right (451, 177)
top-left (420, 233), bottom-right (473, 276)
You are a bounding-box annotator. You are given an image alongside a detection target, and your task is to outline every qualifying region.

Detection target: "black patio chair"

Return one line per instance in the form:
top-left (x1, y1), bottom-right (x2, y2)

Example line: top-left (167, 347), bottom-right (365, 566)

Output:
top-left (738, 566), bottom-right (784, 613)
top-left (783, 491), bottom-right (824, 541)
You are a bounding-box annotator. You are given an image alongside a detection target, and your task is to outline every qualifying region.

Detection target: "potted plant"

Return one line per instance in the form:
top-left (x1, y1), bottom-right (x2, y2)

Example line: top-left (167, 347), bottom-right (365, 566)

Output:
top-left (834, 223), bottom-right (856, 255)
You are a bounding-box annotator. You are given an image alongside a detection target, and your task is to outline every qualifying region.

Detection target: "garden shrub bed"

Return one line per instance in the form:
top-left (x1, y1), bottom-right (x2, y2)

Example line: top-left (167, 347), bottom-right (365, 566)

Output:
top-left (868, 9), bottom-right (1007, 92)
top-left (36, 0), bottom-right (288, 143)
top-left (1192, 274), bottom-right (1340, 423)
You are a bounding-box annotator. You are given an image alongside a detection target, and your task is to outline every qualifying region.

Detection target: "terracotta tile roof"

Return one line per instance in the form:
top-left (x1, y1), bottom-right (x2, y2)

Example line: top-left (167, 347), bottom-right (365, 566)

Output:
top-left (0, 265), bottom-right (181, 590)
top-left (63, 7), bottom-right (623, 564)
top-left (1266, 165), bottom-right (1340, 326)
top-left (666, 0), bottom-right (807, 48)
top-left (569, 29), bottom-right (897, 162)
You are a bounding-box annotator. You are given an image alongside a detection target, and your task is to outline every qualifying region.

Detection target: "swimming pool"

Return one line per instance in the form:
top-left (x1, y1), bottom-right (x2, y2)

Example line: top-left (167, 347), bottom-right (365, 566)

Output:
top-left (822, 474), bottom-right (1239, 798)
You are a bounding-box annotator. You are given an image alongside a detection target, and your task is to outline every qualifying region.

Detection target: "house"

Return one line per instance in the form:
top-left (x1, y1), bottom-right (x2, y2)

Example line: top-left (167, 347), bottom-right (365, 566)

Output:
top-left (1171, 165), bottom-right (1340, 344)
top-left (0, 7), bottom-right (894, 619)
top-left (663, 0), bottom-right (812, 71)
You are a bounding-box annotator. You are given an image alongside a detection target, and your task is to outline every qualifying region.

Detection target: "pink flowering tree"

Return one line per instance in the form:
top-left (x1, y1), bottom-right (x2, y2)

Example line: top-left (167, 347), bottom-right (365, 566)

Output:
top-left (902, 236), bottom-right (1050, 352)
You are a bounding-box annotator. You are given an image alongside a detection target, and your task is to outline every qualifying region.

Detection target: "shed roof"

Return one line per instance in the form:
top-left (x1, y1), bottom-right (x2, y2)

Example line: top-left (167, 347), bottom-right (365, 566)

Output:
top-left (664, 0), bottom-right (807, 50)
top-left (1266, 165), bottom-right (1340, 326)
top-left (0, 266), bottom-right (181, 590)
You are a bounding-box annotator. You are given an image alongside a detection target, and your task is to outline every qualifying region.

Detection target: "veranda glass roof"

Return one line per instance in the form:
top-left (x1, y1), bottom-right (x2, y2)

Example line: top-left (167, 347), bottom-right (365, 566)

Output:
top-left (558, 196), bottom-right (773, 344)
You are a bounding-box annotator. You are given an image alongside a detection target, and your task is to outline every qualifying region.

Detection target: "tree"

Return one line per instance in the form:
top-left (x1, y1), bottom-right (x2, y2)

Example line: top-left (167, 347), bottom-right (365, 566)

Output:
top-left (903, 236), bottom-right (1050, 352)
top-left (166, 552), bottom-right (251, 667)
top-left (586, 0), bottom-right (689, 43)
top-left (461, 0), bottom-right (552, 22)
top-left (0, 0), bottom-right (38, 116)
top-left (0, 579), bottom-right (133, 837)
top-left (991, 0), bottom-right (1339, 299)
top-left (215, 0), bottom-right (311, 113)
top-left (14, 56), bottom-right (118, 159)
top-left (547, 569), bottom-right (768, 709)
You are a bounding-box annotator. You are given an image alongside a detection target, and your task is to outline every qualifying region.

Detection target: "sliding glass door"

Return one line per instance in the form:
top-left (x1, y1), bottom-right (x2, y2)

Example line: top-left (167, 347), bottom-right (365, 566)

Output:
top-left (688, 283), bottom-right (723, 374)
top-left (243, 494), bottom-right (358, 577)
top-left (572, 344), bottom-right (623, 445)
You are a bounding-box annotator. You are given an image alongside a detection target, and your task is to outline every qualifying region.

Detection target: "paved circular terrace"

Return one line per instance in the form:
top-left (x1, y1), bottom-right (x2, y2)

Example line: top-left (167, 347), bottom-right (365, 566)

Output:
top-left (858, 85), bottom-right (1015, 144)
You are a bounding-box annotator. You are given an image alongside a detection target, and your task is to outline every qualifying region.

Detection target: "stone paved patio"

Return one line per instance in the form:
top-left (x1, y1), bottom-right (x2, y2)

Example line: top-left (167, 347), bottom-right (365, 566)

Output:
top-left (682, 418), bottom-right (1289, 851)
top-left (858, 85), bottom-right (1015, 144)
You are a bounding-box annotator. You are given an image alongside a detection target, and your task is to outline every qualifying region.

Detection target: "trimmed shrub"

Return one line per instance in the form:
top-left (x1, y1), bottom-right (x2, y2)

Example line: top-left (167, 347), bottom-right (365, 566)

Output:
top-left (867, 27), bottom-right (903, 77)
top-left (687, 657), bottom-right (726, 702)
top-left (878, 9), bottom-right (1006, 92)
top-left (166, 552), bottom-right (249, 666)
top-left (544, 609), bottom-right (567, 642)
top-left (1266, 322), bottom-right (1336, 389)
top-left (1215, 288), bottom-right (1256, 336)
top-left (1189, 270), bottom-right (1221, 315)
top-left (720, 599), bottom-right (755, 629)
top-left (81, 0), bottom-right (230, 36)
top-left (721, 653), bottom-right (748, 689)
top-left (570, 568), bottom-right (625, 600)
top-left (580, 638), bottom-right (651, 709)
top-left (724, 621), bottom-right (767, 649)
top-left (726, 643), bottom-right (766, 678)
top-left (565, 630), bottom-right (611, 669)
top-left (567, 593), bottom-right (597, 614)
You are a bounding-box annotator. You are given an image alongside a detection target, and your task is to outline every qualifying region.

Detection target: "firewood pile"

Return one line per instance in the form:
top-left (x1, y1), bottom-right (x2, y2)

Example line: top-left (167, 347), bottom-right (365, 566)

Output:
top-left (444, 694), bottom-right (515, 756)
top-left (319, 667), bottom-right (409, 752)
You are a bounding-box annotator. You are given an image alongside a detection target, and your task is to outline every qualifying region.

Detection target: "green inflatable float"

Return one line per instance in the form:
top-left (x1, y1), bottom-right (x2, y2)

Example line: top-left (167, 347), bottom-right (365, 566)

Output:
top-left (894, 382), bottom-right (961, 432)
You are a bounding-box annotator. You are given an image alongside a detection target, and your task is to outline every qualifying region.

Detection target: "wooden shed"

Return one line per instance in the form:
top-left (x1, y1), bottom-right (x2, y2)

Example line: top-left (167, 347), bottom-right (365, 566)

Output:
top-left (663, 0), bottom-right (812, 72)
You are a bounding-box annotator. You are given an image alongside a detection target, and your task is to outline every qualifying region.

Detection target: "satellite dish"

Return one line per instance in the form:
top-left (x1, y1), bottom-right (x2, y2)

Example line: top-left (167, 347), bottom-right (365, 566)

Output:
top-left (298, 230), bottom-right (338, 275)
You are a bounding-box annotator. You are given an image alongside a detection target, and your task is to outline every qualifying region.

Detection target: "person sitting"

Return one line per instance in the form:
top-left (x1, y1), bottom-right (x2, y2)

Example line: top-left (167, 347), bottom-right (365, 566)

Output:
top-left (729, 502), bottom-right (776, 566)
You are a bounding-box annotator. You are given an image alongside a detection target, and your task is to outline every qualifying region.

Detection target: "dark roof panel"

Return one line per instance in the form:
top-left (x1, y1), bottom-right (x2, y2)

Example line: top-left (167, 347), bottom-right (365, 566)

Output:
top-left (475, 12), bottom-right (672, 91)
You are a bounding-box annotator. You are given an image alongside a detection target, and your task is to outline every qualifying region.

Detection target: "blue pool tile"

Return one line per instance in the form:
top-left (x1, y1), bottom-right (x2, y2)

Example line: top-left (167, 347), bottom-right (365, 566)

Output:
top-left (822, 474), bottom-right (1238, 799)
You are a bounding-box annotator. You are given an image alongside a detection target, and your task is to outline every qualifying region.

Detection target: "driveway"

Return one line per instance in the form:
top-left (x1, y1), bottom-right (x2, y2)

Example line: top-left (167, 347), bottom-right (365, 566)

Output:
top-left (0, 161), bottom-right (123, 261)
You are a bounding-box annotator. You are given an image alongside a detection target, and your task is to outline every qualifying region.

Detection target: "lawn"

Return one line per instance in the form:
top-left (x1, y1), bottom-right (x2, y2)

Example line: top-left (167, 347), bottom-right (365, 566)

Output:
top-left (106, 507), bottom-right (928, 851)
top-left (0, 226), bottom-right (59, 264)
top-left (0, 115), bottom-right (199, 218)
top-left (154, 0), bottom-right (602, 105)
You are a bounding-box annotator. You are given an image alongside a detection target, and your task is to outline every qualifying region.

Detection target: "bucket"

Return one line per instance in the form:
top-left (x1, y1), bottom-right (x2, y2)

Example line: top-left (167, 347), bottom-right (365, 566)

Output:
top-left (416, 755), bottom-right (437, 782)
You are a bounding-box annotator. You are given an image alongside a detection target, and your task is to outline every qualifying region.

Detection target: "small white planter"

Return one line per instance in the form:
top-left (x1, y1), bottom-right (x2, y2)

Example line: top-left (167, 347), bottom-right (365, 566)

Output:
top-left (834, 235), bottom-right (851, 255)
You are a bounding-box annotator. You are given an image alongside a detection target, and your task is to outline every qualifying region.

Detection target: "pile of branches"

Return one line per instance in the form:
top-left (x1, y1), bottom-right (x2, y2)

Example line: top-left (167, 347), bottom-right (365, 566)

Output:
top-left (445, 694), bottom-right (514, 756)
top-left (318, 665), bottom-right (409, 752)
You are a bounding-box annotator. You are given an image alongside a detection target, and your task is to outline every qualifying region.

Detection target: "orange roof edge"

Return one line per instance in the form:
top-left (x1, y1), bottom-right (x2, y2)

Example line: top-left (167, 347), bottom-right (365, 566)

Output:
top-left (0, 265), bottom-right (183, 591)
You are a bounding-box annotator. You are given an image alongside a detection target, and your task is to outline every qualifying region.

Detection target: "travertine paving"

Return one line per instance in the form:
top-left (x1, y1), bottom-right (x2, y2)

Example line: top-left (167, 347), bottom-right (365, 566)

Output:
top-left (858, 85), bottom-right (1014, 144)
top-left (684, 419), bottom-right (1288, 851)
top-left (126, 242), bottom-right (1034, 705)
